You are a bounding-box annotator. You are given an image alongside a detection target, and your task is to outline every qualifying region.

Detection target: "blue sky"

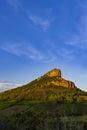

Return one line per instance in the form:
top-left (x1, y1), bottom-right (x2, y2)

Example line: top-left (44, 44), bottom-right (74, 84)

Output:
top-left (0, 0), bottom-right (87, 91)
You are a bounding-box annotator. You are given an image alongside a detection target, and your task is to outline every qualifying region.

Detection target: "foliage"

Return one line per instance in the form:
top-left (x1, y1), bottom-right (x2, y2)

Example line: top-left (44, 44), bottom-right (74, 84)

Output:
top-left (0, 101), bottom-right (87, 130)
top-left (0, 75), bottom-right (87, 104)
top-left (0, 69), bottom-right (87, 129)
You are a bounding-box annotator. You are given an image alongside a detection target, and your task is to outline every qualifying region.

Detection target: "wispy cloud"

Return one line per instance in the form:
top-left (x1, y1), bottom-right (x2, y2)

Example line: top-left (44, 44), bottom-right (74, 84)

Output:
top-left (6, 0), bottom-right (18, 8)
top-left (0, 42), bottom-right (59, 63)
top-left (64, 1), bottom-right (87, 50)
top-left (43, 50), bottom-right (57, 63)
top-left (0, 81), bottom-right (22, 92)
top-left (29, 15), bottom-right (52, 31)
top-left (58, 48), bottom-right (75, 60)
top-left (27, 46), bottom-right (44, 60)
top-left (0, 43), bottom-right (44, 60)
top-left (64, 28), bottom-right (87, 50)
top-left (44, 39), bottom-right (75, 61)
top-left (6, 0), bottom-right (53, 31)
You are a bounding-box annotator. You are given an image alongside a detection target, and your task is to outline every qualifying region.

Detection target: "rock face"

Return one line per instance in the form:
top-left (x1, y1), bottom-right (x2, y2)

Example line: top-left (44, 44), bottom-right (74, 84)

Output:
top-left (51, 80), bottom-right (75, 89)
top-left (46, 68), bottom-right (61, 77)
top-left (46, 68), bottom-right (75, 89)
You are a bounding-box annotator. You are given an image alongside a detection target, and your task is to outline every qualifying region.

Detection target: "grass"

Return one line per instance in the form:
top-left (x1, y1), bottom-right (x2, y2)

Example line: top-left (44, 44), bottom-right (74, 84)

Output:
top-left (0, 100), bottom-right (16, 110)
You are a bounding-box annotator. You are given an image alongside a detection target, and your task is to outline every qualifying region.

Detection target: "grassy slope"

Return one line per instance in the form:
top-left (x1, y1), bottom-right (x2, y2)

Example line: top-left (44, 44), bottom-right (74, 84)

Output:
top-left (0, 75), bottom-right (87, 104)
top-left (0, 75), bottom-right (87, 129)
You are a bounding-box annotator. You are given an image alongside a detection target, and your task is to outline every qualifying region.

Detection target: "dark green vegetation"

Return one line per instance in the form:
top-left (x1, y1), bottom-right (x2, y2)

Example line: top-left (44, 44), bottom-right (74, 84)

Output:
top-left (0, 101), bottom-right (87, 130)
top-left (0, 69), bottom-right (87, 130)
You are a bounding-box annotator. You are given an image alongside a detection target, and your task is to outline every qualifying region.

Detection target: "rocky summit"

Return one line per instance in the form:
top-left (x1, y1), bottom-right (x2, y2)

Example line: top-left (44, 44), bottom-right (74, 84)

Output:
top-left (0, 68), bottom-right (87, 130)
top-left (44, 68), bottom-right (75, 89)
top-left (46, 68), bottom-right (61, 77)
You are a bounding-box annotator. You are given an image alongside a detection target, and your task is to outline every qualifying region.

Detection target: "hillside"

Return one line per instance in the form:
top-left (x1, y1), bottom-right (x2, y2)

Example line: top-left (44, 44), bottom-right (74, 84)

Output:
top-left (0, 68), bottom-right (87, 130)
top-left (0, 68), bottom-right (87, 104)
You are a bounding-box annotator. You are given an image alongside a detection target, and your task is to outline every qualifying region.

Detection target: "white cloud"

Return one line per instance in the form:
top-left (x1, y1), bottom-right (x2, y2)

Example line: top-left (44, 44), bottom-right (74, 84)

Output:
top-left (0, 43), bottom-right (45, 60)
top-left (1, 43), bottom-right (61, 63)
top-left (58, 48), bottom-right (75, 60)
top-left (1, 44), bottom-right (21, 55)
top-left (6, 0), bottom-right (18, 8)
top-left (27, 46), bottom-right (44, 60)
top-left (6, 0), bottom-right (53, 31)
top-left (0, 81), bottom-right (22, 92)
top-left (43, 50), bottom-right (57, 63)
top-left (64, 32), bottom-right (87, 50)
top-left (29, 15), bottom-right (52, 31)
top-left (64, 1), bottom-right (87, 50)
top-left (44, 39), bottom-right (75, 61)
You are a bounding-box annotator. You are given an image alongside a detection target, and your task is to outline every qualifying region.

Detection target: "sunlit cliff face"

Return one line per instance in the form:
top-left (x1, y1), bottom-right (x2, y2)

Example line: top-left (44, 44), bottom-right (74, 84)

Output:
top-left (46, 68), bottom-right (61, 77)
top-left (45, 68), bottom-right (75, 89)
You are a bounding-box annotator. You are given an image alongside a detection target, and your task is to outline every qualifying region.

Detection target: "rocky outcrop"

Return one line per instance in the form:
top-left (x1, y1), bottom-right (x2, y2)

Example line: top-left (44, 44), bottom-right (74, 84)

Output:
top-left (46, 68), bottom-right (75, 89)
top-left (46, 68), bottom-right (61, 77)
top-left (51, 79), bottom-right (75, 89)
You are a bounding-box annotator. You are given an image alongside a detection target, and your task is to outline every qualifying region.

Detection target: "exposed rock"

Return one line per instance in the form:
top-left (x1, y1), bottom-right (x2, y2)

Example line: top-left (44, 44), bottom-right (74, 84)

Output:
top-left (51, 79), bottom-right (75, 89)
top-left (46, 68), bottom-right (75, 89)
top-left (46, 68), bottom-right (61, 77)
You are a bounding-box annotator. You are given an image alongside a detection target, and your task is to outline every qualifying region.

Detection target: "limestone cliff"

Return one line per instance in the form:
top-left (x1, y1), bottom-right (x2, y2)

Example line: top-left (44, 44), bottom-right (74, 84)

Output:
top-left (46, 68), bottom-right (61, 77)
top-left (45, 68), bottom-right (75, 89)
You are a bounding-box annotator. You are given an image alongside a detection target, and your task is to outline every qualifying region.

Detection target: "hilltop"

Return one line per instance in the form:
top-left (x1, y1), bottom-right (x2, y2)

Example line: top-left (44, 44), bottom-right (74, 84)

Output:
top-left (0, 68), bottom-right (86, 104)
top-left (44, 68), bottom-right (75, 88)
top-left (0, 68), bottom-right (87, 130)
